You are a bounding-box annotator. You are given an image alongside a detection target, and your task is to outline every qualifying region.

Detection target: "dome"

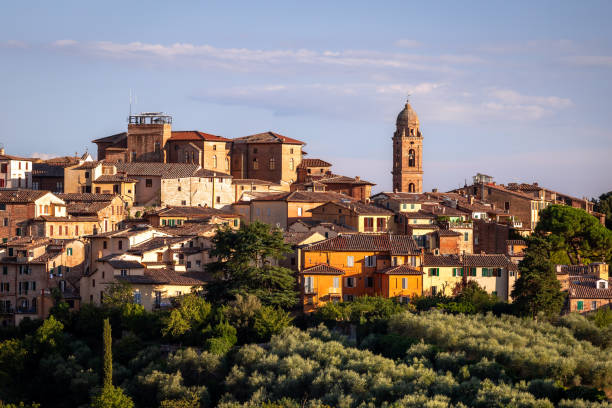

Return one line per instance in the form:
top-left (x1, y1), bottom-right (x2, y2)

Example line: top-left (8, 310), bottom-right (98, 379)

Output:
top-left (396, 101), bottom-right (419, 129)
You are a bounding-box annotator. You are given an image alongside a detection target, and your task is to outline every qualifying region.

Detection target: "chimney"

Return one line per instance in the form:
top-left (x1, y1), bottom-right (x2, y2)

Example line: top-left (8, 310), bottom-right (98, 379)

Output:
top-left (355, 176), bottom-right (360, 181)
top-left (432, 188), bottom-right (438, 193)
top-left (0, 147), bottom-right (4, 155)
top-left (468, 196), bottom-right (474, 204)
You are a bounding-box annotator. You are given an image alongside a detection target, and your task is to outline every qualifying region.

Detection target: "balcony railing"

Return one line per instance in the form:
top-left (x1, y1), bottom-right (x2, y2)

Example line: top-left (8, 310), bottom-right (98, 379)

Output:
top-left (304, 288), bottom-right (317, 295)
top-left (328, 287), bottom-right (340, 294)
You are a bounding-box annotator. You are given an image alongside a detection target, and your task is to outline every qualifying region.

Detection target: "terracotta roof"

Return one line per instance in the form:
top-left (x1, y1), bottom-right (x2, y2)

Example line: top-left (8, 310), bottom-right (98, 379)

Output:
top-left (233, 131), bottom-right (305, 145)
top-left (127, 236), bottom-right (189, 254)
top-left (310, 200), bottom-right (392, 215)
top-left (0, 153), bottom-right (32, 161)
top-left (252, 191), bottom-right (350, 203)
top-left (43, 156), bottom-right (81, 167)
top-left (371, 192), bottom-right (431, 203)
top-left (149, 206), bottom-right (237, 218)
top-left (297, 158), bottom-right (332, 169)
top-left (92, 132), bottom-right (127, 144)
top-left (403, 210), bottom-right (436, 219)
top-left (72, 161), bottom-right (101, 170)
top-left (107, 259), bottom-right (145, 269)
top-left (193, 169), bottom-right (232, 178)
top-left (316, 174), bottom-right (375, 186)
top-left (117, 269), bottom-right (209, 285)
top-left (94, 174), bottom-right (138, 183)
top-left (408, 224), bottom-right (439, 230)
top-left (284, 231), bottom-right (323, 245)
top-left (464, 254), bottom-right (517, 270)
top-left (33, 215), bottom-right (99, 222)
top-left (423, 254), bottom-right (462, 267)
top-left (66, 201), bottom-right (110, 215)
top-left (169, 131), bottom-right (231, 142)
top-left (436, 229), bottom-right (461, 237)
top-left (114, 162), bottom-right (201, 179)
top-left (569, 278), bottom-right (612, 299)
top-left (57, 193), bottom-right (117, 202)
top-left (300, 264), bottom-right (345, 275)
top-left (0, 189), bottom-right (49, 203)
top-left (484, 183), bottom-right (539, 200)
top-left (158, 223), bottom-right (219, 237)
top-left (305, 234), bottom-right (420, 255)
top-left (2, 236), bottom-right (52, 248)
top-left (376, 264), bottom-right (422, 275)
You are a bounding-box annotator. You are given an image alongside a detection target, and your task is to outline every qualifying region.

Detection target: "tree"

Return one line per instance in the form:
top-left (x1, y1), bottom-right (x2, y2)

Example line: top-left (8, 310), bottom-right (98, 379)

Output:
top-left (103, 282), bottom-right (135, 310)
top-left (253, 306), bottom-right (293, 342)
top-left (592, 191), bottom-right (612, 229)
top-left (536, 205), bottom-right (612, 264)
top-left (206, 222), bottom-right (298, 309)
top-left (91, 318), bottom-right (135, 408)
top-left (161, 294), bottom-right (212, 340)
top-left (511, 237), bottom-right (566, 319)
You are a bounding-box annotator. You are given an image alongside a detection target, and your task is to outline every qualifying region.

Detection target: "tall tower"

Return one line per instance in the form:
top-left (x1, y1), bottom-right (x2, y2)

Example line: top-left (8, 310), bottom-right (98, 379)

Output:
top-left (392, 100), bottom-right (423, 193)
top-left (127, 112), bottom-right (172, 162)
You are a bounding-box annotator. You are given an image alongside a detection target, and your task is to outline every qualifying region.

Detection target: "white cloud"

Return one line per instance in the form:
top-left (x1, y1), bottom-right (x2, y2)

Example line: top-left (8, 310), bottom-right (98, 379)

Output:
top-left (395, 39), bottom-right (421, 48)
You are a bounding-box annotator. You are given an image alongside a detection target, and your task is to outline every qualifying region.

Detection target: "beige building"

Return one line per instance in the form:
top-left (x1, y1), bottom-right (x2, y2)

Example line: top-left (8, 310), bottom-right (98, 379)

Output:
top-left (231, 131), bottom-right (304, 186)
top-left (166, 131), bottom-right (232, 172)
top-left (0, 149), bottom-right (33, 189)
top-left (308, 201), bottom-right (394, 233)
top-left (0, 237), bottom-right (84, 326)
top-left (64, 161), bottom-right (137, 206)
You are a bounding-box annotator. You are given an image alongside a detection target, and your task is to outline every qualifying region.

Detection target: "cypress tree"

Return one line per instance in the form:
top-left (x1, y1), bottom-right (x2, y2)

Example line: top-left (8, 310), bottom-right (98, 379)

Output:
top-left (103, 318), bottom-right (112, 388)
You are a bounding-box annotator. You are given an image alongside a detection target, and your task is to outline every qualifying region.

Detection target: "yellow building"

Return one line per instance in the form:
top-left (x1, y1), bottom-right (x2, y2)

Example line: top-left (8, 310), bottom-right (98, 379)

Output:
top-left (300, 233), bottom-right (422, 312)
top-left (308, 201), bottom-right (394, 233)
top-left (64, 161), bottom-right (137, 207)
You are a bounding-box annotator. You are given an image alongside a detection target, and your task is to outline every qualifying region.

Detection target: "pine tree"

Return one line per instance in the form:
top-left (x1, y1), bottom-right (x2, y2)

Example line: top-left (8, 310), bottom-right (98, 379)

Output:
top-left (103, 318), bottom-right (112, 388)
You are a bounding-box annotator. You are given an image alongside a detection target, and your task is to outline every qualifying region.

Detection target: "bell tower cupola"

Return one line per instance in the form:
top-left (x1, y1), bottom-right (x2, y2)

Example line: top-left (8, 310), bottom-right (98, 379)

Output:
top-left (392, 100), bottom-right (423, 193)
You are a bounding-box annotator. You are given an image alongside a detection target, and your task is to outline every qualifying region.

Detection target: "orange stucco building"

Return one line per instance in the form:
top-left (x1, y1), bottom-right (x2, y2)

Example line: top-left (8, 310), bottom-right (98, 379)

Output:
top-left (300, 234), bottom-right (422, 312)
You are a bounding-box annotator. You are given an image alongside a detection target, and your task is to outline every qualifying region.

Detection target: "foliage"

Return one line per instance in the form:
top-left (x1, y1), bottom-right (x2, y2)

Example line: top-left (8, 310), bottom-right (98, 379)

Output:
top-left (253, 306), bottom-right (293, 342)
top-left (161, 294), bottom-right (212, 341)
top-left (91, 385), bottom-right (134, 408)
top-left (314, 296), bottom-right (404, 325)
top-left (558, 313), bottom-right (612, 349)
top-left (205, 321), bottom-right (237, 355)
top-left (103, 282), bottom-right (136, 310)
top-left (593, 191), bottom-right (612, 229)
top-left (536, 204), bottom-right (612, 264)
top-left (591, 307), bottom-right (612, 328)
top-left (103, 318), bottom-right (113, 388)
top-left (206, 222), bottom-right (298, 309)
top-left (511, 236), bottom-right (566, 318)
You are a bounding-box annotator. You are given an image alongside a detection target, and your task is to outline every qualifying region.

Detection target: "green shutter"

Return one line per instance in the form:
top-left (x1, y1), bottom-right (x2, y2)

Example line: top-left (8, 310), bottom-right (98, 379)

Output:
top-left (436, 268), bottom-right (440, 276)
top-left (577, 301), bottom-right (584, 311)
top-left (452, 268), bottom-right (456, 277)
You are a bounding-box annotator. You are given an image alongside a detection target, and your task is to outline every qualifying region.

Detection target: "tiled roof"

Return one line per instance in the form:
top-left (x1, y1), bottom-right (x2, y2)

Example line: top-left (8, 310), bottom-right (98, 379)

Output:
top-left (311, 201), bottom-right (392, 215)
top-left (569, 278), bottom-right (612, 299)
top-left (297, 158), bottom-right (331, 168)
top-left (72, 161), bottom-right (101, 170)
top-left (158, 223), bottom-right (219, 237)
top-left (66, 201), bottom-right (110, 215)
top-left (284, 231), bottom-right (323, 245)
top-left (403, 210), bottom-right (436, 219)
top-left (436, 229), bottom-right (461, 237)
top-left (305, 233), bottom-right (420, 255)
top-left (114, 162), bottom-right (200, 179)
top-left (169, 131), bottom-right (231, 142)
top-left (464, 254), bottom-right (517, 270)
top-left (33, 215), bottom-right (99, 222)
top-left (371, 192), bottom-right (431, 203)
top-left (57, 193), bottom-right (117, 202)
top-left (253, 191), bottom-right (350, 203)
top-left (2, 236), bottom-right (52, 248)
top-left (107, 259), bottom-right (145, 269)
top-left (300, 264), bottom-right (345, 275)
top-left (193, 168), bottom-right (232, 178)
top-left (0, 189), bottom-right (49, 203)
top-left (32, 163), bottom-right (64, 177)
top-left (117, 269), bottom-right (209, 285)
top-left (43, 155), bottom-right (81, 167)
top-left (149, 206), bottom-right (237, 218)
top-left (376, 264), bottom-right (422, 275)
top-left (506, 240), bottom-right (526, 245)
top-left (316, 174), bottom-right (375, 186)
top-left (484, 183), bottom-right (538, 200)
top-left (92, 132), bottom-right (127, 144)
top-left (424, 204), bottom-right (470, 217)
top-left (0, 153), bottom-right (32, 161)
top-left (423, 254), bottom-right (462, 267)
top-left (233, 131), bottom-right (305, 145)
top-left (94, 174), bottom-right (138, 183)
top-left (127, 236), bottom-right (189, 255)
top-left (288, 219), bottom-right (355, 233)
top-left (408, 224), bottom-right (439, 230)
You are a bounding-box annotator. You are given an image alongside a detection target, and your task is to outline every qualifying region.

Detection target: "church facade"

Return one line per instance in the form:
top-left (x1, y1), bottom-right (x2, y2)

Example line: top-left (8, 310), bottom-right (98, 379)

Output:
top-left (392, 101), bottom-right (423, 193)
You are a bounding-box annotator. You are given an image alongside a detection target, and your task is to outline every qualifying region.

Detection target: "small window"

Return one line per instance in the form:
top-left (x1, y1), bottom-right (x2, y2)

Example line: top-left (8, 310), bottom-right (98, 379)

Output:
top-left (333, 277), bottom-right (340, 289)
top-left (464, 232), bottom-right (469, 242)
top-left (103, 241), bottom-right (107, 249)
top-left (365, 255), bottom-right (376, 267)
top-left (253, 158), bottom-right (259, 170)
top-left (366, 277), bottom-right (374, 288)
top-left (120, 269), bottom-right (127, 277)
top-left (402, 278), bottom-right (407, 289)
top-left (146, 179), bottom-right (153, 188)
top-left (346, 256), bottom-right (354, 267)
top-left (269, 157), bottom-right (275, 170)
top-left (118, 240), bottom-right (123, 250)
top-left (577, 301), bottom-right (583, 311)
top-left (67, 248), bottom-right (73, 256)
top-left (591, 301), bottom-right (597, 310)
top-left (345, 277), bottom-right (355, 288)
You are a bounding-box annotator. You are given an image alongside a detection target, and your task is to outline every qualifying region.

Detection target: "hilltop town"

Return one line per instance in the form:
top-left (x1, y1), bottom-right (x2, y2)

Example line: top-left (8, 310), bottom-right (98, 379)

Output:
top-left (0, 100), bottom-right (609, 326)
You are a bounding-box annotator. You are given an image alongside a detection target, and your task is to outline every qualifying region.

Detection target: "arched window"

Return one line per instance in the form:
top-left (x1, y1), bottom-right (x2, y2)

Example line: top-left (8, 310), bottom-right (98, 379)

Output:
top-left (225, 158), bottom-right (230, 171)
top-left (213, 155), bottom-right (217, 168)
top-left (408, 149), bottom-right (416, 167)
top-left (253, 158), bottom-right (259, 170)
top-left (191, 151), bottom-right (196, 164)
top-left (154, 142), bottom-right (161, 152)
top-left (269, 157), bottom-right (275, 170)
top-left (289, 158), bottom-right (294, 170)
top-left (408, 183), bottom-right (415, 193)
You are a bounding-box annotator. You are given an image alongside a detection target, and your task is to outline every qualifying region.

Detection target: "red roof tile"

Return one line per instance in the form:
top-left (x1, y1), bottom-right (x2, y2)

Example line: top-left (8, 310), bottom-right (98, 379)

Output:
top-left (305, 233), bottom-right (420, 255)
top-left (376, 264), bottom-right (422, 275)
top-left (169, 131), bottom-right (231, 142)
top-left (233, 131), bottom-right (305, 145)
top-left (300, 264), bottom-right (346, 275)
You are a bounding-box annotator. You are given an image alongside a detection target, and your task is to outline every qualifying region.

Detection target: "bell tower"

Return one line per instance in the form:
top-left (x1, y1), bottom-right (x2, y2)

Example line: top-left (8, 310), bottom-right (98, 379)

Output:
top-left (392, 100), bottom-right (423, 193)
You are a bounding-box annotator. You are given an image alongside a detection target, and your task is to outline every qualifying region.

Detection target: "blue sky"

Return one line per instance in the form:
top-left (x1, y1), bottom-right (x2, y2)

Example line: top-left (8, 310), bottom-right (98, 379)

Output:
top-left (1, 1), bottom-right (611, 198)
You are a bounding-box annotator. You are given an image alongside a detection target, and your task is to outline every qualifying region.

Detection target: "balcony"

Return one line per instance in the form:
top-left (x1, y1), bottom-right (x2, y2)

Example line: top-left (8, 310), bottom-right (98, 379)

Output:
top-left (304, 287), bottom-right (317, 295)
top-left (328, 287), bottom-right (340, 294)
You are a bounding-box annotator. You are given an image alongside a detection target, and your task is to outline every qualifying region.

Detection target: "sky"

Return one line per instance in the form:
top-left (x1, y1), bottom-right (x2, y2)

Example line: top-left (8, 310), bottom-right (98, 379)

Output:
top-left (1, 1), bottom-right (611, 198)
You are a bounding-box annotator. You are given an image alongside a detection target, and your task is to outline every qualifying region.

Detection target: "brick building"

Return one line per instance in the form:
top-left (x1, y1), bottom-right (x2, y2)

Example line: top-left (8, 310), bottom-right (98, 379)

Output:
top-left (392, 101), bottom-right (423, 193)
top-left (166, 131), bottom-right (232, 172)
top-left (0, 190), bottom-right (67, 241)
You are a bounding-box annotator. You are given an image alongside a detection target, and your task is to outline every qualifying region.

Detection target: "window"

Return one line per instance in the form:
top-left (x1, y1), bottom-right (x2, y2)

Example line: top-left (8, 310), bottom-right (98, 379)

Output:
top-left (2, 266), bottom-right (6, 275)
top-left (402, 278), bottom-right (408, 289)
top-left (103, 241), bottom-right (107, 249)
top-left (134, 290), bottom-right (141, 305)
top-left (290, 148), bottom-right (294, 154)
top-left (392, 256), bottom-right (398, 266)
top-left (118, 240), bottom-right (123, 250)
top-left (364, 217), bottom-right (374, 232)
top-left (178, 186), bottom-right (182, 192)
top-left (85, 172), bottom-right (90, 178)
top-left (347, 256), bottom-right (354, 267)
top-left (408, 183), bottom-right (415, 193)
top-left (289, 158), bottom-right (294, 170)
top-left (345, 277), bottom-right (355, 288)
top-left (49, 226), bottom-right (53, 236)
top-left (376, 218), bottom-right (386, 231)
top-left (269, 157), bottom-right (275, 170)
top-left (253, 148), bottom-right (258, 154)
top-left (364, 255), bottom-right (376, 267)
top-left (154, 291), bottom-right (162, 308)
top-left (366, 277), bottom-right (374, 288)
top-left (344, 294), bottom-right (354, 302)
top-left (431, 286), bottom-right (438, 296)
top-left (591, 301), bottom-right (597, 310)
top-left (225, 158), bottom-right (229, 171)
top-left (146, 179), bottom-right (152, 188)
top-left (469, 267), bottom-right (477, 276)
top-left (154, 142), bottom-right (160, 152)
top-left (428, 268), bottom-right (440, 277)
top-left (253, 158), bottom-right (259, 170)
top-left (67, 248), bottom-right (73, 256)
top-left (504, 202), bottom-right (510, 211)
top-left (0, 204), bottom-right (4, 211)
top-left (408, 149), bottom-right (416, 167)
top-left (297, 207), bottom-right (302, 216)
top-left (577, 301), bottom-right (584, 311)
top-left (120, 269), bottom-right (127, 277)
top-left (216, 196), bottom-right (221, 204)
top-left (333, 277), bottom-right (340, 289)
top-left (464, 232), bottom-right (469, 242)
top-left (213, 144), bottom-right (217, 151)
top-left (304, 276), bottom-right (314, 293)
top-left (213, 155), bottom-right (217, 168)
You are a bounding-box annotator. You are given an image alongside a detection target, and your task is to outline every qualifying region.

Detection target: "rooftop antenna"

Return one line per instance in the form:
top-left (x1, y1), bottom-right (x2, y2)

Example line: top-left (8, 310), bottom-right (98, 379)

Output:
top-left (406, 92), bottom-right (412, 103)
top-left (129, 89), bottom-right (137, 117)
